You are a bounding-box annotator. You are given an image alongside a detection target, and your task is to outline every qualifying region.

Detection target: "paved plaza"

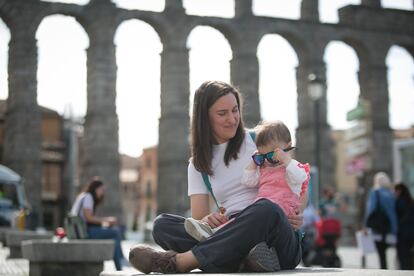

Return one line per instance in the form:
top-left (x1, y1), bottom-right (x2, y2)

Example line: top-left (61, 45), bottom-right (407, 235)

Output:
top-left (1, 238), bottom-right (409, 276)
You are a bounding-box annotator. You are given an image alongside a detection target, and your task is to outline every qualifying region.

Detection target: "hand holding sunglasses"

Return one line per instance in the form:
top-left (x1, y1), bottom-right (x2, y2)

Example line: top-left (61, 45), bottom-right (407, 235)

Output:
top-left (252, 146), bottom-right (296, 167)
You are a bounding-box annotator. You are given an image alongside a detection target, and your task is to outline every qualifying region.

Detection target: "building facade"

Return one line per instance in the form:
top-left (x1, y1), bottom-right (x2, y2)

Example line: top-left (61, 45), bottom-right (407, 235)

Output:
top-left (136, 147), bottom-right (158, 236)
top-left (0, 100), bottom-right (72, 229)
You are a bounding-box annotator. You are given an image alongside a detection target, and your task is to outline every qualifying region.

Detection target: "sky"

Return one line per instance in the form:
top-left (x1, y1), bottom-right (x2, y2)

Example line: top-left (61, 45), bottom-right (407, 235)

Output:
top-left (0, 0), bottom-right (413, 158)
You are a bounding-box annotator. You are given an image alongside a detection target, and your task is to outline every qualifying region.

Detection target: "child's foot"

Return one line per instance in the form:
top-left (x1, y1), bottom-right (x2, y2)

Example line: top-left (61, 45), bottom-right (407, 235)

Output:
top-left (184, 217), bottom-right (214, 241)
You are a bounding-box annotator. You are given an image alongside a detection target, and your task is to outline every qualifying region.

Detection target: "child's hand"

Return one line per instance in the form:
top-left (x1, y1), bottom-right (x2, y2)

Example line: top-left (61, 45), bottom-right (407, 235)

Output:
top-left (274, 148), bottom-right (291, 166)
top-left (247, 159), bottom-right (257, 170)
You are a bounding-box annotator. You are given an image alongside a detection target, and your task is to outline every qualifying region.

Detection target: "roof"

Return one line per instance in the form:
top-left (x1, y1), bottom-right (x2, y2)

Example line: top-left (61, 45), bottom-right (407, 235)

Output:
top-left (0, 164), bottom-right (21, 184)
top-left (0, 100), bottom-right (60, 120)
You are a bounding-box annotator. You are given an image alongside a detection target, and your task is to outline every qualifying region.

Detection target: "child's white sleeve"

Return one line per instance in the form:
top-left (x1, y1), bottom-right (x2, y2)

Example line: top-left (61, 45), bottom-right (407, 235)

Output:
top-left (285, 159), bottom-right (308, 196)
top-left (241, 167), bottom-right (260, 188)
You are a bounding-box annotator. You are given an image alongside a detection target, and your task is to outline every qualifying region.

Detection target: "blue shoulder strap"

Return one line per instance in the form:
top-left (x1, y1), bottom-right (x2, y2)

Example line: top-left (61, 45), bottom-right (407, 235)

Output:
top-left (248, 129), bottom-right (256, 141)
top-left (201, 174), bottom-right (222, 213)
top-left (201, 130), bottom-right (256, 213)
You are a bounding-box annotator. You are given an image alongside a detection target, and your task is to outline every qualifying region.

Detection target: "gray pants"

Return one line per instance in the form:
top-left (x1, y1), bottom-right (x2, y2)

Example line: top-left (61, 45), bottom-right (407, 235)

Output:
top-left (152, 199), bottom-right (302, 272)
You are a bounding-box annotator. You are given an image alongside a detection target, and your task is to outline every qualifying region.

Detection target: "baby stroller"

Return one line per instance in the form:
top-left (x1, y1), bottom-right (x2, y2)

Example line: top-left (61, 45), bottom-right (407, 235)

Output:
top-left (303, 218), bottom-right (342, 267)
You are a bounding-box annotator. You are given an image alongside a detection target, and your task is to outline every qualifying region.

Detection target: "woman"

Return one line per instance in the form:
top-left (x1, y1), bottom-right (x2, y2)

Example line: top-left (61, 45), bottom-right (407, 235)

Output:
top-left (364, 172), bottom-right (397, 269)
top-left (70, 177), bottom-right (127, 270)
top-left (394, 182), bottom-right (414, 270)
top-left (129, 81), bottom-right (305, 273)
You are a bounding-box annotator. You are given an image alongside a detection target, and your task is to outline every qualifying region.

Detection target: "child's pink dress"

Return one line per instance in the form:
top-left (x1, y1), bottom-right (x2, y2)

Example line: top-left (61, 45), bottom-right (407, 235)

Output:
top-left (242, 160), bottom-right (310, 216)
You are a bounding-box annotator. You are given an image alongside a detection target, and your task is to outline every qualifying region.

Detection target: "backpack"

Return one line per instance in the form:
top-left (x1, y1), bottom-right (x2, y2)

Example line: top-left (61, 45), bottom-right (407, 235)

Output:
top-left (64, 194), bottom-right (88, 239)
top-left (366, 190), bottom-right (390, 235)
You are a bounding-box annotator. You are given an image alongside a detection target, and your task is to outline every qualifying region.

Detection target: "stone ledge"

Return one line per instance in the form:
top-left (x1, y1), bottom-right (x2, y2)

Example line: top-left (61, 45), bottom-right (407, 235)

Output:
top-left (6, 230), bottom-right (53, 258)
top-left (22, 239), bottom-right (114, 262)
top-left (100, 267), bottom-right (414, 276)
top-left (22, 239), bottom-right (115, 276)
top-left (0, 227), bottom-right (13, 246)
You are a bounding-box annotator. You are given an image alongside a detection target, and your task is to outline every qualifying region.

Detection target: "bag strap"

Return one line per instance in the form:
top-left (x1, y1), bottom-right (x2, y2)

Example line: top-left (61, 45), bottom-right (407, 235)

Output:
top-left (201, 130), bottom-right (256, 213)
top-left (76, 194), bottom-right (87, 217)
top-left (201, 174), bottom-right (221, 212)
top-left (248, 129), bottom-right (256, 142)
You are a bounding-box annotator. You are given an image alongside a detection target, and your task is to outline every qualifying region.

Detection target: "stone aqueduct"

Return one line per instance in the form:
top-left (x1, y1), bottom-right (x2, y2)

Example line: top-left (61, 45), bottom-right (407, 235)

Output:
top-left (0, 0), bottom-right (413, 224)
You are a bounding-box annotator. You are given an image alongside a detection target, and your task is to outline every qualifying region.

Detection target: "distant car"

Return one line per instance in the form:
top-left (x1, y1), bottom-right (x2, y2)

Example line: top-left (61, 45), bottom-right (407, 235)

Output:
top-left (0, 165), bottom-right (28, 227)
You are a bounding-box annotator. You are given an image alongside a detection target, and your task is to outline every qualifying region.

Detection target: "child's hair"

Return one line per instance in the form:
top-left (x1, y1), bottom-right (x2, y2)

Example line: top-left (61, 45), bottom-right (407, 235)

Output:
top-left (255, 120), bottom-right (291, 148)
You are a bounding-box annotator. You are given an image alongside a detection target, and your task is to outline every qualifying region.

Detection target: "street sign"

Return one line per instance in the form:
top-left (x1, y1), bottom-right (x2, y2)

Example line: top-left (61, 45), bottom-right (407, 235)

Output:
top-left (346, 99), bottom-right (371, 122)
top-left (346, 105), bottom-right (365, 121)
top-left (346, 137), bottom-right (371, 157)
top-left (345, 121), bottom-right (370, 141)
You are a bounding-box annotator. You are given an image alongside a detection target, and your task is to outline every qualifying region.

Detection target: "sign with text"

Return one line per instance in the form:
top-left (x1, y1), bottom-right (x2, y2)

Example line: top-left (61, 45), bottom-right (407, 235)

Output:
top-left (345, 121), bottom-right (370, 141)
top-left (346, 99), bottom-right (371, 122)
top-left (346, 137), bottom-right (371, 158)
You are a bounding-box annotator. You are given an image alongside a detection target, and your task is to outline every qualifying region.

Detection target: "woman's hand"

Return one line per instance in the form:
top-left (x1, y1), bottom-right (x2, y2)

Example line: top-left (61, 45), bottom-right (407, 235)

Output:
top-left (102, 216), bottom-right (118, 227)
top-left (288, 212), bottom-right (303, 230)
top-left (202, 211), bottom-right (228, 228)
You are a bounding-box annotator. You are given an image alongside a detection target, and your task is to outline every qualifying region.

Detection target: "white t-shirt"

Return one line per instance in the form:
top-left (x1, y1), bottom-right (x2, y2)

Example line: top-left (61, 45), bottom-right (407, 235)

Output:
top-left (70, 192), bottom-right (94, 223)
top-left (188, 131), bottom-right (258, 217)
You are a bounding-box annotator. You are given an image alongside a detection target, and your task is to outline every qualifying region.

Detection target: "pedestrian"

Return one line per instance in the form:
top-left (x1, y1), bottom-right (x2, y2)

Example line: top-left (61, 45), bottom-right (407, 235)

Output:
top-left (70, 177), bottom-right (128, 270)
top-left (318, 186), bottom-right (340, 219)
top-left (394, 182), bottom-right (414, 270)
top-left (184, 120), bottom-right (310, 243)
top-left (364, 172), bottom-right (397, 269)
top-left (129, 80), bottom-right (305, 273)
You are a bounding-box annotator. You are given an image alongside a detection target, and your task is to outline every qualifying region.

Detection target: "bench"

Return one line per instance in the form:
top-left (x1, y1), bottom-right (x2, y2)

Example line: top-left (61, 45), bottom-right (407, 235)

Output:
top-left (6, 230), bottom-right (53, 258)
top-left (0, 226), bottom-right (12, 246)
top-left (22, 239), bottom-right (114, 276)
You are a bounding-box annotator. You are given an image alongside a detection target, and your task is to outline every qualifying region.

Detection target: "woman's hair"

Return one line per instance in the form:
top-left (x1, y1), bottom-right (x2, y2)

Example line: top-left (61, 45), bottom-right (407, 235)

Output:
top-left (394, 182), bottom-right (413, 204)
top-left (82, 177), bottom-right (104, 209)
top-left (373, 171), bottom-right (392, 189)
top-left (190, 80), bottom-right (245, 175)
top-left (255, 120), bottom-right (291, 148)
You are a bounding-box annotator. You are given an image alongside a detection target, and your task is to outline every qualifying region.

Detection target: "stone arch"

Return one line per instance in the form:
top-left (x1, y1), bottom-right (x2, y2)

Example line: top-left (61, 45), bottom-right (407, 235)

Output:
top-left (115, 14), bottom-right (170, 48)
top-left (275, 32), bottom-right (309, 65)
top-left (34, 7), bottom-right (92, 48)
top-left (340, 36), bottom-right (389, 67)
top-left (0, 10), bottom-right (11, 30)
top-left (114, 18), bottom-right (163, 156)
top-left (186, 21), bottom-right (240, 55)
top-left (257, 33), bottom-right (299, 130)
top-left (187, 25), bottom-right (233, 110)
top-left (35, 14), bottom-right (89, 116)
top-left (0, 18), bottom-right (10, 100)
top-left (386, 45), bottom-right (414, 129)
top-left (323, 40), bottom-right (360, 129)
top-left (256, 27), bottom-right (311, 66)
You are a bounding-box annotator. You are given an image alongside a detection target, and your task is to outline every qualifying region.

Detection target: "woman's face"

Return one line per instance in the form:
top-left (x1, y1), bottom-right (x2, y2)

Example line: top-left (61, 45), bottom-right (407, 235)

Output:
top-left (208, 93), bottom-right (240, 144)
top-left (95, 185), bottom-right (105, 199)
top-left (394, 189), bottom-right (401, 198)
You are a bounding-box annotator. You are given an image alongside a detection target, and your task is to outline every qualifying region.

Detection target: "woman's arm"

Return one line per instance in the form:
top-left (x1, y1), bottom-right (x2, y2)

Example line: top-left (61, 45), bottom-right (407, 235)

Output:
top-left (82, 208), bottom-right (117, 227)
top-left (190, 194), bottom-right (228, 228)
top-left (190, 194), bottom-right (210, 220)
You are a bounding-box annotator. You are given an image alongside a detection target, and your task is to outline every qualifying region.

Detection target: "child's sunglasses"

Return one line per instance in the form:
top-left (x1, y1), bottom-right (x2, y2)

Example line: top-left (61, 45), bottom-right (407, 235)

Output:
top-left (251, 147), bottom-right (296, 166)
